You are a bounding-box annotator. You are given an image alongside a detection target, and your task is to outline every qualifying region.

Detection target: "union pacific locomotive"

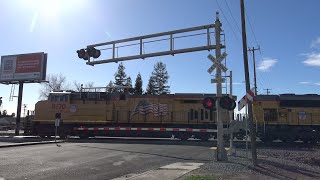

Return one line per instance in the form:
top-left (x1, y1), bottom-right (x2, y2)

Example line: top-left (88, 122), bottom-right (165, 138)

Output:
top-left (28, 87), bottom-right (235, 140)
top-left (253, 94), bottom-right (320, 143)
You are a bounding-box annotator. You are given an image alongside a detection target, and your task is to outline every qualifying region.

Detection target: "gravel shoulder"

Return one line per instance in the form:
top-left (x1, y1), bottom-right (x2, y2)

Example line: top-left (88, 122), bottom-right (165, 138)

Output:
top-left (178, 145), bottom-right (320, 180)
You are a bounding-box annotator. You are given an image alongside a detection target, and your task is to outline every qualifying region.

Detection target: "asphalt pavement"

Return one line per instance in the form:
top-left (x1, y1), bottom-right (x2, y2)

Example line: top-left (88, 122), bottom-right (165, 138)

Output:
top-left (0, 140), bottom-right (214, 180)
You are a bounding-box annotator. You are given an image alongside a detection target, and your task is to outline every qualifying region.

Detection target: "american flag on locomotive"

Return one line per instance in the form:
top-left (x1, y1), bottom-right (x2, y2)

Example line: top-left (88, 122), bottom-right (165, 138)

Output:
top-left (132, 100), bottom-right (169, 116)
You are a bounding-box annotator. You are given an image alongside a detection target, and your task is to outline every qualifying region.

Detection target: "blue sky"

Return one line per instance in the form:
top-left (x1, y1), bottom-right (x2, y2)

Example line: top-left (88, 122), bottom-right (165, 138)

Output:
top-left (0, 0), bottom-right (320, 115)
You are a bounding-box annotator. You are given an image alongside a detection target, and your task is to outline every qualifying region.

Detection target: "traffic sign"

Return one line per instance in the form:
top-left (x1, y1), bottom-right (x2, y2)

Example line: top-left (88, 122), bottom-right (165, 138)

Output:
top-left (211, 78), bottom-right (225, 84)
top-left (207, 52), bottom-right (228, 74)
top-left (207, 64), bottom-right (216, 74)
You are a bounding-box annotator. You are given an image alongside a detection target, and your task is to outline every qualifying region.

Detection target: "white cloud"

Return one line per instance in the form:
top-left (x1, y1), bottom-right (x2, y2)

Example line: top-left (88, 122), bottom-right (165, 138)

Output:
top-left (302, 52), bottom-right (320, 67)
top-left (257, 58), bottom-right (277, 72)
top-left (315, 82), bottom-right (320, 86)
top-left (299, 81), bottom-right (311, 84)
top-left (311, 37), bottom-right (320, 49)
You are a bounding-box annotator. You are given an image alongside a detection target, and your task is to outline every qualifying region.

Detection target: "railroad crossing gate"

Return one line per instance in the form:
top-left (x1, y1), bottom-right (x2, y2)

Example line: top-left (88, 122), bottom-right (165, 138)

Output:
top-left (238, 88), bottom-right (255, 111)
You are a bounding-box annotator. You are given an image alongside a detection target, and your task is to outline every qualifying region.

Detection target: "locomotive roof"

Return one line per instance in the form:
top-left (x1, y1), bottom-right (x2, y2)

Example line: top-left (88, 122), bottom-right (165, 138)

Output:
top-left (254, 94), bottom-right (320, 100)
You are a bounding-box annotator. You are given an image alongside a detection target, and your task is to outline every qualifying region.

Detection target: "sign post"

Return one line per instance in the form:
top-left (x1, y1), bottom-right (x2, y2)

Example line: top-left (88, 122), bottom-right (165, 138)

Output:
top-left (55, 113), bottom-right (61, 145)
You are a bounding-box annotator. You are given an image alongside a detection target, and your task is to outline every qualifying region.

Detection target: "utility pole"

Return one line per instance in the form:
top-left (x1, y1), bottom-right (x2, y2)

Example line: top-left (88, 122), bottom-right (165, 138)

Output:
top-left (264, 88), bottom-right (271, 95)
top-left (229, 71), bottom-right (235, 155)
top-left (240, 0), bottom-right (258, 166)
top-left (248, 47), bottom-right (260, 95)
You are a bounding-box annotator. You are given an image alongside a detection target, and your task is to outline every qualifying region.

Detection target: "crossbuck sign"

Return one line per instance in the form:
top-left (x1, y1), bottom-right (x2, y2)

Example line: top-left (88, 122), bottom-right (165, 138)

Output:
top-left (207, 52), bottom-right (228, 74)
top-left (207, 52), bottom-right (228, 83)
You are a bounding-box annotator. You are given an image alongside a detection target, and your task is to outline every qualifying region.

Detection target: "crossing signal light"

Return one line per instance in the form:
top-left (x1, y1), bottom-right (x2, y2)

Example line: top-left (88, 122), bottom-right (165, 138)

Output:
top-left (203, 97), bottom-right (216, 110)
top-left (219, 96), bottom-right (236, 110)
top-left (77, 49), bottom-right (89, 60)
top-left (77, 47), bottom-right (101, 60)
top-left (87, 47), bottom-right (101, 58)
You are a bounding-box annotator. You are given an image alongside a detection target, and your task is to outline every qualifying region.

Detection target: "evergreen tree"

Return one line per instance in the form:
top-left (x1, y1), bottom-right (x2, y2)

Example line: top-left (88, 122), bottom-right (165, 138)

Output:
top-left (126, 76), bottom-right (132, 87)
top-left (106, 80), bottom-right (114, 93)
top-left (146, 76), bottom-right (156, 95)
top-left (114, 62), bottom-right (127, 92)
top-left (151, 61), bottom-right (170, 95)
top-left (134, 73), bottom-right (143, 95)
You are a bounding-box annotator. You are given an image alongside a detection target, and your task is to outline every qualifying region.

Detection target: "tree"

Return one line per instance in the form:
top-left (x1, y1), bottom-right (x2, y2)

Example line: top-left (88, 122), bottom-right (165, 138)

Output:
top-left (106, 80), bottom-right (114, 93)
top-left (151, 61), bottom-right (170, 95)
top-left (146, 76), bottom-right (156, 95)
top-left (114, 62), bottom-right (127, 92)
top-left (39, 73), bottom-right (69, 100)
top-left (74, 81), bottom-right (95, 92)
top-left (126, 77), bottom-right (132, 87)
top-left (134, 73), bottom-right (143, 95)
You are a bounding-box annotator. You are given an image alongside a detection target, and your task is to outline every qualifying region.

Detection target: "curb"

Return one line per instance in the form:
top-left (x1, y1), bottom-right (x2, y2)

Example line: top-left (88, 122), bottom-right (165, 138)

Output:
top-left (0, 140), bottom-right (65, 148)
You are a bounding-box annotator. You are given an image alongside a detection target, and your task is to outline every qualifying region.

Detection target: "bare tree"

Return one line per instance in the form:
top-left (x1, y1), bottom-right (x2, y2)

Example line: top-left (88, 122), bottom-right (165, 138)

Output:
top-left (73, 81), bottom-right (95, 92)
top-left (39, 73), bottom-right (69, 100)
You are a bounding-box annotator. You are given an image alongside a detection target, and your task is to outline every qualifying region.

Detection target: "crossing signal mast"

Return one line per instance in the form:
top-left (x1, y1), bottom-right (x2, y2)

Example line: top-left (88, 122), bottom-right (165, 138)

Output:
top-left (76, 13), bottom-right (233, 162)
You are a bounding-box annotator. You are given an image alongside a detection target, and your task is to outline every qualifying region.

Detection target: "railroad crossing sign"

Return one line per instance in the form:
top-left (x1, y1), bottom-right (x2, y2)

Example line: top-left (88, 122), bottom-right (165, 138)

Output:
top-left (211, 74), bottom-right (226, 84)
top-left (211, 78), bottom-right (226, 84)
top-left (207, 52), bottom-right (228, 74)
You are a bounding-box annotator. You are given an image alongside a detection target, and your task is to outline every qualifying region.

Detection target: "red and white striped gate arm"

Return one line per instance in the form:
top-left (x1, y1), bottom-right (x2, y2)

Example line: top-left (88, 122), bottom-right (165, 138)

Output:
top-left (74, 127), bottom-right (217, 133)
top-left (238, 87), bottom-right (255, 111)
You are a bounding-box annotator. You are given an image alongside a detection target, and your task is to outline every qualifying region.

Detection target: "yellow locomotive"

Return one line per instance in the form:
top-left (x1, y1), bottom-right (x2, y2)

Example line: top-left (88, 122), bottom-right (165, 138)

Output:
top-left (253, 94), bottom-right (320, 143)
top-left (30, 87), bottom-right (235, 140)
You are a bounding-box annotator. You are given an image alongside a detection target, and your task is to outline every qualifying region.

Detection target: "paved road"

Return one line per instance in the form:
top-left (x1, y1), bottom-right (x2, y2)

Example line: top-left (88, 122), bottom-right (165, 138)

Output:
top-left (0, 140), bottom-right (213, 180)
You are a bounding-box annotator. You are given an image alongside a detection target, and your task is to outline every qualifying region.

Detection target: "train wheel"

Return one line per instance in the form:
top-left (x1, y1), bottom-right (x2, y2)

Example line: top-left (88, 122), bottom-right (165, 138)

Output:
top-left (200, 134), bottom-right (211, 141)
top-left (178, 133), bottom-right (189, 141)
top-left (260, 136), bottom-right (273, 143)
top-left (39, 135), bottom-right (46, 138)
top-left (79, 136), bottom-right (89, 139)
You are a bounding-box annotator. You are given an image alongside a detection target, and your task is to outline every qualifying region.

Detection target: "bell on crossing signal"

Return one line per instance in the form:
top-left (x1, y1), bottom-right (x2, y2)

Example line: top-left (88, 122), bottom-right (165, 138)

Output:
top-left (219, 96), bottom-right (236, 110)
top-left (87, 47), bottom-right (101, 58)
top-left (202, 97), bottom-right (216, 110)
top-left (77, 49), bottom-right (89, 60)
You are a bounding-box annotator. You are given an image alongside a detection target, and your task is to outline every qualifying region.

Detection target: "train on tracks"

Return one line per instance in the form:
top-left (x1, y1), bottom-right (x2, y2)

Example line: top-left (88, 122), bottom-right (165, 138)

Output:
top-left (25, 86), bottom-right (320, 143)
top-left (26, 86), bottom-right (235, 140)
top-left (253, 94), bottom-right (320, 144)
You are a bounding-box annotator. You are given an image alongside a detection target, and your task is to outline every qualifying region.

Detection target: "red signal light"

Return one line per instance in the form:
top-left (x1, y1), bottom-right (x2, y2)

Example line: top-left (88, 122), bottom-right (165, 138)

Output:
top-left (203, 97), bottom-right (216, 110)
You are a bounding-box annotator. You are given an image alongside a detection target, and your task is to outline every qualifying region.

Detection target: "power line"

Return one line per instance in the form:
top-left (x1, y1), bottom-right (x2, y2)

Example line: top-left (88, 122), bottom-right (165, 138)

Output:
top-left (215, 0), bottom-right (240, 42)
top-left (224, 0), bottom-right (242, 34)
top-left (245, 9), bottom-right (259, 46)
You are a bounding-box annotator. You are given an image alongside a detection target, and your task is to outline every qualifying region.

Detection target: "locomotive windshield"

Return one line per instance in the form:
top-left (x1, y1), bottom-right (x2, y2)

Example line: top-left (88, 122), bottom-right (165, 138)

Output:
top-left (48, 92), bottom-right (71, 102)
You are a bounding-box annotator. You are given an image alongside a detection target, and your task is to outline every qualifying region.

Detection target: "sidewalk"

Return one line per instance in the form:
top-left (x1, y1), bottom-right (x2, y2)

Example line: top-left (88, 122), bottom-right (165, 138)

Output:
top-left (0, 134), bottom-right (64, 148)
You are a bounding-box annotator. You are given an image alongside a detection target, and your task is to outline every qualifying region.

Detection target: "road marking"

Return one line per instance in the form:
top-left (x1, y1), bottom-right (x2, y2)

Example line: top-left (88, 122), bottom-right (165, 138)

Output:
top-left (112, 162), bottom-right (203, 180)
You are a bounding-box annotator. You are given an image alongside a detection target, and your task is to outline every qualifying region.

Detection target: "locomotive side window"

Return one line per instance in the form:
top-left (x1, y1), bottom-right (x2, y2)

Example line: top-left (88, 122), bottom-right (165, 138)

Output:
top-left (205, 111), bottom-right (208, 119)
top-left (264, 108), bottom-right (278, 122)
top-left (194, 110), bottom-right (198, 119)
top-left (200, 109), bottom-right (204, 120)
top-left (190, 109), bottom-right (194, 120)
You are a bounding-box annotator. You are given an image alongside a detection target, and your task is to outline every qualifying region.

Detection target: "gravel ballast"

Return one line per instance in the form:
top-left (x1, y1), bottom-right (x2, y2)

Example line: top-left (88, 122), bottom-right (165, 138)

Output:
top-left (178, 144), bottom-right (320, 179)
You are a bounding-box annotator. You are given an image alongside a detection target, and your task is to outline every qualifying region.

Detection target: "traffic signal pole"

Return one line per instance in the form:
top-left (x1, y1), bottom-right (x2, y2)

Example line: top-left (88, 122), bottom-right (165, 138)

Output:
top-left (215, 13), bottom-right (227, 161)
